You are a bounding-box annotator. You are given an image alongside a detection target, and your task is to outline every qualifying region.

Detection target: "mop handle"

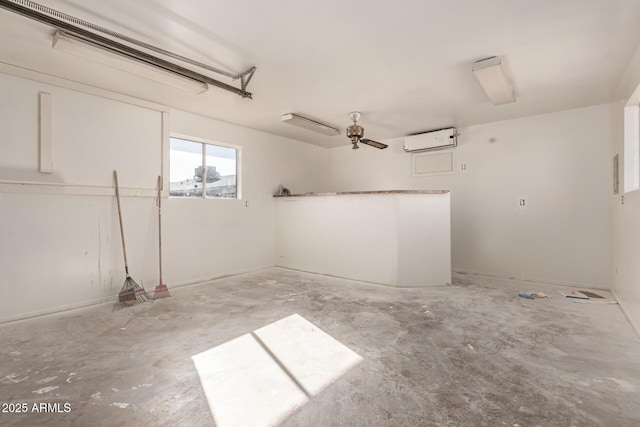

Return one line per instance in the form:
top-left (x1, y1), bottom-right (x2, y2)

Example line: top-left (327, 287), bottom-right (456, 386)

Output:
top-left (157, 175), bottom-right (163, 283)
top-left (113, 171), bottom-right (129, 274)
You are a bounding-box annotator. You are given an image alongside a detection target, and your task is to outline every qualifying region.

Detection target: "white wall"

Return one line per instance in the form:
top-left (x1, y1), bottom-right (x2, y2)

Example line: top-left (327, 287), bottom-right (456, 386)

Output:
top-left (327, 105), bottom-right (612, 289)
top-left (0, 66), bottom-right (623, 322)
top-left (165, 110), bottom-right (329, 285)
top-left (0, 71), bottom-right (328, 323)
top-left (611, 41), bottom-right (640, 334)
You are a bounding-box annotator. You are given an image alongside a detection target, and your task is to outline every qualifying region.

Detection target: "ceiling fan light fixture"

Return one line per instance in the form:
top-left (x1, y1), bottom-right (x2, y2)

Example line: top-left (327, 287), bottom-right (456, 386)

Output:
top-left (472, 56), bottom-right (516, 105)
top-left (281, 113), bottom-right (340, 136)
top-left (345, 111), bottom-right (388, 150)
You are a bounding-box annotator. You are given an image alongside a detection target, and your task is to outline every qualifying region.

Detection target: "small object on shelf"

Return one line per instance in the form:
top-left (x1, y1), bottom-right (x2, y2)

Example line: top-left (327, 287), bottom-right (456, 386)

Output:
top-left (276, 185), bottom-right (291, 196)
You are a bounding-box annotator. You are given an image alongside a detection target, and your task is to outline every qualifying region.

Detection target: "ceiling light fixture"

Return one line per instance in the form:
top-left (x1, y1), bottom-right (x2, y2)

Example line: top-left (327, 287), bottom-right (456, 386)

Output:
top-left (472, 56), bottom-right (516, 105)
top-left (281, 113), bottom-right (340, 136)
top-left (52, 31), bottom-right (209, 94)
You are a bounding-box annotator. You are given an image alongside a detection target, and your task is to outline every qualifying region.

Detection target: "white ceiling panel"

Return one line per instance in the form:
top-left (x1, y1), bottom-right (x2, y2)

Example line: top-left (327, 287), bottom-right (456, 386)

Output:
top-left (1, 0), bottom-right (639, 148)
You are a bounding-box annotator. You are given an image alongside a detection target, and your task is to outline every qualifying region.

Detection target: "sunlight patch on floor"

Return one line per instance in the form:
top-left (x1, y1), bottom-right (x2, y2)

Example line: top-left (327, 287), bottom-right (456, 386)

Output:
top-left (192, 313), bottom-right (362, 427)
top-left (254, 313), bottom-right (363, 396)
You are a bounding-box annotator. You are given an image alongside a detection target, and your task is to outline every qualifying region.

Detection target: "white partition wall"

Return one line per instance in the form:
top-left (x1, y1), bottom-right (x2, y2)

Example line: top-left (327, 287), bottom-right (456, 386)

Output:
top-left (276, 191), bottom-right (451, 287)
top-left (397, 193), bottom-right (451, 286)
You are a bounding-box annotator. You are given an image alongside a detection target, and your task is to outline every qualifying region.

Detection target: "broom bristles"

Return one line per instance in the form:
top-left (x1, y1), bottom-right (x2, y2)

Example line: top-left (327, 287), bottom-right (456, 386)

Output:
top-left (113, 276), bottom-right (153, 311)
top-left (154, 282), bottom-right (171, 299)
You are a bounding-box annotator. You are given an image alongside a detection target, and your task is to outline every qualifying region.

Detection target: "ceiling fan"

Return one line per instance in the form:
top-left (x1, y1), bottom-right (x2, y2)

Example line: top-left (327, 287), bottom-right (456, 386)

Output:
top-left (346, 112), bottom-right (388, 150)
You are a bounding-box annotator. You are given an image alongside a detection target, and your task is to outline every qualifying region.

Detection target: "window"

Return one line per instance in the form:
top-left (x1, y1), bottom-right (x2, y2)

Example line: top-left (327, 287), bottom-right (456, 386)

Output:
top-left (169, 137), bottom-right (239, 198)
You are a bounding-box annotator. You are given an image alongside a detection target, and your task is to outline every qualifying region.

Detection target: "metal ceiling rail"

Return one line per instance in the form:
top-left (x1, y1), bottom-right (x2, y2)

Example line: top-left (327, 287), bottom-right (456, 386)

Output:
top-left (0, 0), bottom-right (255, 98)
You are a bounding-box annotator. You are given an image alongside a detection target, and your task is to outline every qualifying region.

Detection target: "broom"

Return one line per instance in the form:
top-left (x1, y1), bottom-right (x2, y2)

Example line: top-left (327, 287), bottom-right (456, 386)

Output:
top-left (112, 170), bottom-right (153, 311)
top-left (153, 175), bottom-right (170, 299)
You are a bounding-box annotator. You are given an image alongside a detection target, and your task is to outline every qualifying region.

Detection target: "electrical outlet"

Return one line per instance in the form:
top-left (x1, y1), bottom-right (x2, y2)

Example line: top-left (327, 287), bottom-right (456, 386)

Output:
top-left (460, 163), bottom-right (467, 171)
top-left (519, 198), bottom-right (526, 207)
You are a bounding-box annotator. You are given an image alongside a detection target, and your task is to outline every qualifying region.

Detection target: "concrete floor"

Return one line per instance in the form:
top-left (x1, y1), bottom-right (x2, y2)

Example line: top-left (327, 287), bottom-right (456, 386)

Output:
top-left (1, 267), bottom-right (639, 426)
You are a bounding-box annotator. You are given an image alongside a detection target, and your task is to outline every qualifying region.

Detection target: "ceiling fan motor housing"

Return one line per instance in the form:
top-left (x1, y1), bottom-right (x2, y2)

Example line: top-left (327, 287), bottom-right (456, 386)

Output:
top-left (347, 124), bottom-right (364, 148)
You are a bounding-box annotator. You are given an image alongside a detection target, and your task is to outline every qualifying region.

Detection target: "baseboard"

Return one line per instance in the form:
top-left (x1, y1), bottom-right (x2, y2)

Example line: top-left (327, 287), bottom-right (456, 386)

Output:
top-left (611, 289), bottom-right (640, 341)
top-left (0, 265), bottom-right (276, 326)
top-left (453, 270), bottom-right (609, 291)
top-left (0, 294), bottom-right (115, 325)
top-left (166, 265), bottom-right (275, 290)
top-left (277, 266), bottom-right (450, 289)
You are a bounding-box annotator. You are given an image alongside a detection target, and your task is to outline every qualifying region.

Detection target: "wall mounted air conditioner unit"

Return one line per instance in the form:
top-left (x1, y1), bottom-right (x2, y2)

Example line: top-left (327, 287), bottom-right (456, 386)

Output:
top-left (403, 128), bottom-right (457, 152)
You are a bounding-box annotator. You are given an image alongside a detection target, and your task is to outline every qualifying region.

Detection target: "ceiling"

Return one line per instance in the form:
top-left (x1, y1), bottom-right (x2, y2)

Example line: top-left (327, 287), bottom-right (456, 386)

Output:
top-left (1, 0), bottom-right (640, 148)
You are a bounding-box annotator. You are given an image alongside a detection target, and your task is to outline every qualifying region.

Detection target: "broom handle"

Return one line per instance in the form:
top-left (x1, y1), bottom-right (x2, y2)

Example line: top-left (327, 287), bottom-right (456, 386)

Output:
top-left (113, 171), bottom-right (129, 275)
top-left (157, 175), bottom-right (163, 283)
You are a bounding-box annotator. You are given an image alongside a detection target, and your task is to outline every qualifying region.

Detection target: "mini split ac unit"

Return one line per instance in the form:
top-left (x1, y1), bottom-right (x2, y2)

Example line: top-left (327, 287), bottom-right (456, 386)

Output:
top-left (403, 128), bottom-right (457, 152)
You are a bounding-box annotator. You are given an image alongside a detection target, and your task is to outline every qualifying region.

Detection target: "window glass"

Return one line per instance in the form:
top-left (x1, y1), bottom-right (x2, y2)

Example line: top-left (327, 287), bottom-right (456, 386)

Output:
top-left (169, 137), bottom-right (238, 199)
top-left (170, 138), bottom-right (202, 197)
top-left (205, 144), bottom-right (237, 198)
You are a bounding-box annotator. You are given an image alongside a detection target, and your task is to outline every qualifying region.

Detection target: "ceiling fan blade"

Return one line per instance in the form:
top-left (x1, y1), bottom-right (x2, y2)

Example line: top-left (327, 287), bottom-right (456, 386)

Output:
top-left (360, 139), bottom-right (388, 149)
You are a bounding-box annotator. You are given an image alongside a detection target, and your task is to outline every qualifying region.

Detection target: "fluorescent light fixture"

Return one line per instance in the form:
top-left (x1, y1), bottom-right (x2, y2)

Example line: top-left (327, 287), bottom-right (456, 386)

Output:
top-left (281, 113), bottom-right (340, 136)
top-left (52, 31), bottom-right (209, 94)
top-left (472, 56), bottom-right (515, 105)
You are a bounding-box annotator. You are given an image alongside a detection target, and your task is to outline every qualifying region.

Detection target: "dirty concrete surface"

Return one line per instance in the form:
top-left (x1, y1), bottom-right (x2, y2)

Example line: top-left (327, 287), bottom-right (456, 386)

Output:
top-left (1, 267), bottom-right (639, 426)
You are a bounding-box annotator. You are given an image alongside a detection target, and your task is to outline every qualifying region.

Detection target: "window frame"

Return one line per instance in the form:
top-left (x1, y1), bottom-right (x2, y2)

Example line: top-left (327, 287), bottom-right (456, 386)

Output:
top-left (169, 133), bottom-right (242, 200)
top-left (624, 83), bottom-right (640, 194)
top-left (624, 104), bottom-right (640, 193)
